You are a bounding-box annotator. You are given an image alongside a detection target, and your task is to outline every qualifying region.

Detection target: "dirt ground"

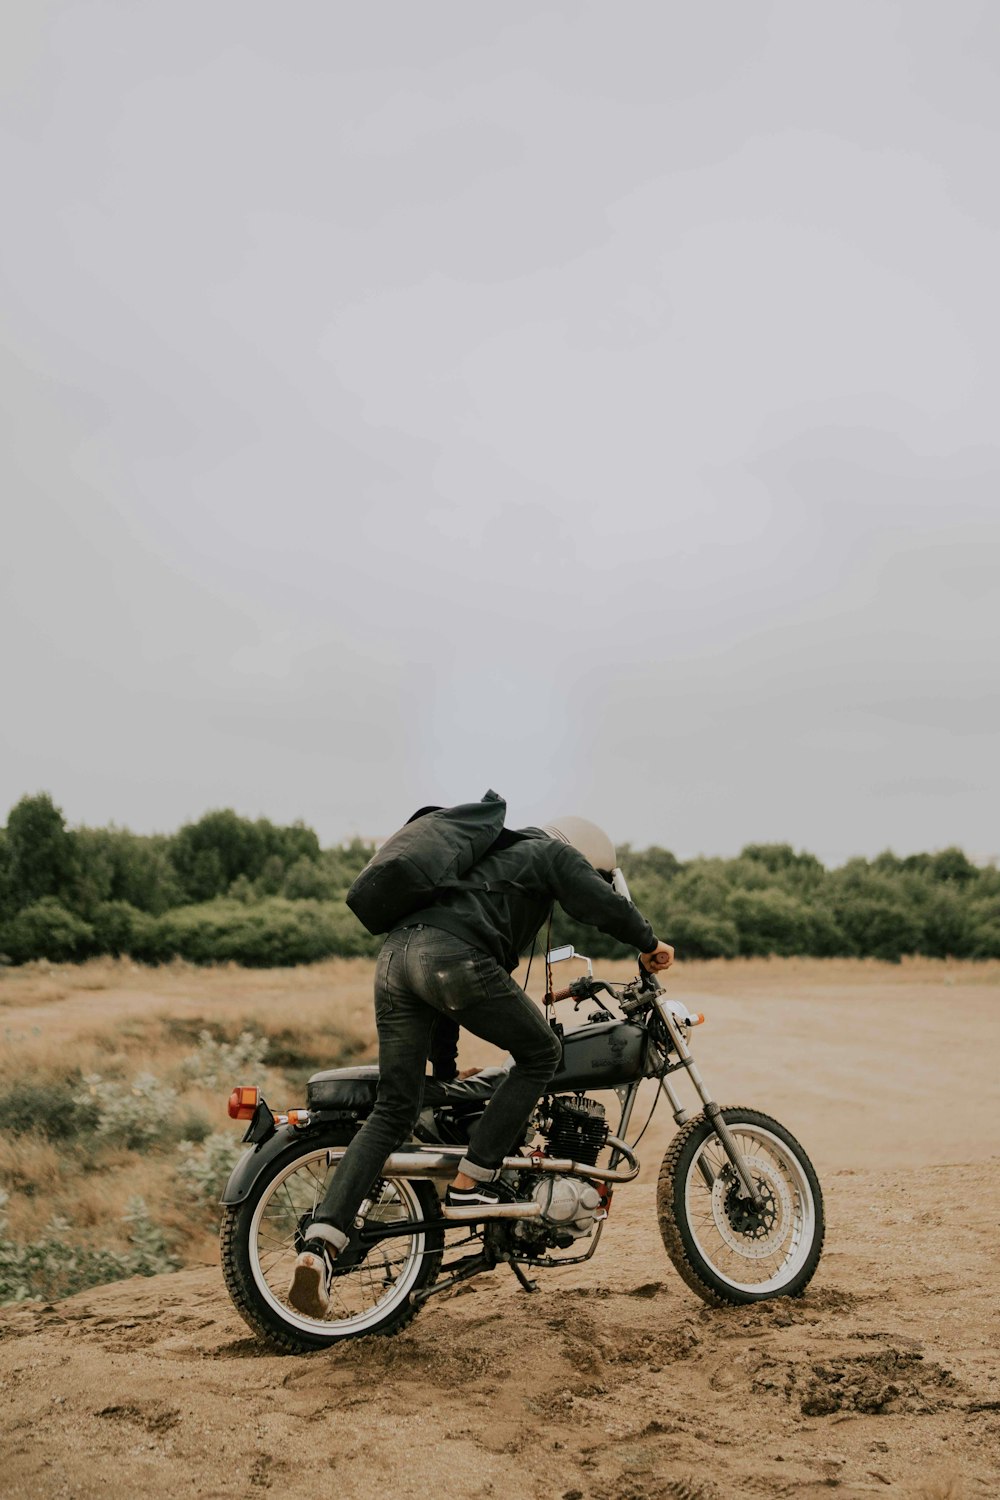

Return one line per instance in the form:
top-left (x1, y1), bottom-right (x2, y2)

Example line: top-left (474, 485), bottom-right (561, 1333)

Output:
top-left (2, 958), bottom-right (999, 1499)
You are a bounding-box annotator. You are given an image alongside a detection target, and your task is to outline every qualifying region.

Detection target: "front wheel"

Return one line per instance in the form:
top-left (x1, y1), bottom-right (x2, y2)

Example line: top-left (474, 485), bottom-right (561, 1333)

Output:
top-left (220, 1129), bottom-right (444, 1352)
top-left (657, 1107), bottom-right (824, 1306)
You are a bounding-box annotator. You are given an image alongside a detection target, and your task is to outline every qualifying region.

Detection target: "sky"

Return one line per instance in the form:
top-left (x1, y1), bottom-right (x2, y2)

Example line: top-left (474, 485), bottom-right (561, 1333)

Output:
top-left (2, 2), bottom-right (998, 864)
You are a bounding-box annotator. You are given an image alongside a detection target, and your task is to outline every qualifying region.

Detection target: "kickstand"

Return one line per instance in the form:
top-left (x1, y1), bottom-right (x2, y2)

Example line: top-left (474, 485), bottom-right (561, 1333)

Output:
top-left (508, 1259), bottom-right (538, 1294)
top-left (411, 1251), bottom-right (494, 1306)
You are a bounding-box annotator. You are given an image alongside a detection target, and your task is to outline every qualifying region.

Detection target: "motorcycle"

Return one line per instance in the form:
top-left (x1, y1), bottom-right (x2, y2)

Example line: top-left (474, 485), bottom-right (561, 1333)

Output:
top-left (219, 946), bottom-right (824, 1353)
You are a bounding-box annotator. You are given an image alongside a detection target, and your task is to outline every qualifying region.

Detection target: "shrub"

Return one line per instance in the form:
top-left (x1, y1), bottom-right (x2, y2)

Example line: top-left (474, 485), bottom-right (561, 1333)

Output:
top-left (75, 1071), bottom-right (179, 1149)
top-left (255, 854), bottom-right (286, 897)
top-left (969, 921), bottom-right (1000, 959)
top-left (173, 1108), bottom-right (212, 1143)
top-left (0, 1078), bottom-right (90, 1140)
top-left (181, 1030), bottom-right (268, 1088)
top-left (148, 898), bottom-right (379, 966)
top-left (802, 904), bottom-right (849, 957)
top-left (665, 910), bottom-right (741, 959)
top-left (0, 1191), bottom-right (179, 1304)
top-left (0, 898), bottom-right (95, 963)
top-left (917, 888), bottom-right (975, 959)
top-left (125, 911), bottom-right (170, 964)
top-left (176, 1132), bottom-right (249, 1211)
top-left (90, 899), bottom-right (146, 957)
top-left (282, 856), bottom-right (338, 901)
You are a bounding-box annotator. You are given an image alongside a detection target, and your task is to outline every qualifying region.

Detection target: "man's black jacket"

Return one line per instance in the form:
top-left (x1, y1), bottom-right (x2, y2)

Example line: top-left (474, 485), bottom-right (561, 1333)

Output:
top-left (400, 827), bottom-right (656, 977)
top-left (405, 828), bottom-right (658, 1081)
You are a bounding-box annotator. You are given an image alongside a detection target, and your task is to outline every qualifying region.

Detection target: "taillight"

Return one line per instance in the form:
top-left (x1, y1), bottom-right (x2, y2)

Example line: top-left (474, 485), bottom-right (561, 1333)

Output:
top-left (228, 1085), bottom-right (260, 1120)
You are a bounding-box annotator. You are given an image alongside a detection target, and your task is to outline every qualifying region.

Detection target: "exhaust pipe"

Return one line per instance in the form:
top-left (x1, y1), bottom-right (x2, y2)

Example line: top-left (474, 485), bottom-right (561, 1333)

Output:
top-left (326, 1136), bottom-right (640, 1185)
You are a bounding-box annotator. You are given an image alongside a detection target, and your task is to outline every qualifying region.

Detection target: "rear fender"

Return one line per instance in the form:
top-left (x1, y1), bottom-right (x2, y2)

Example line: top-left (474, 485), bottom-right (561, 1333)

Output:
top-left (220, 1120), bottom-right (346, 1207)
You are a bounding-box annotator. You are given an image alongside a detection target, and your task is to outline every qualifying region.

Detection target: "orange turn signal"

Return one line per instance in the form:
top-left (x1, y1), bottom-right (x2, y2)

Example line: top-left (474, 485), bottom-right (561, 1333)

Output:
top-left (287, 1110), bottom-right (308, 1127)
top-left (228, 1085), bottom-right (260, 1121)
top-left (690, 1012), bottom-right (705, 1026)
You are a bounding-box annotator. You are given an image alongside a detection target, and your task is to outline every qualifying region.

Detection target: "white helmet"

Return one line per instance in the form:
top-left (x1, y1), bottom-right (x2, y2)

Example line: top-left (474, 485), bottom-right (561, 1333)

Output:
top-left (543, 815), bottom-right (616, 874)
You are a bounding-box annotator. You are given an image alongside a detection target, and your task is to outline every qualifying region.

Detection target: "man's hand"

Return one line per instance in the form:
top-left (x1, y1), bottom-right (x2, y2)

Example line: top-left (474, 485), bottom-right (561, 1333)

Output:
top-left (640, 940), bottom-right (675, 972)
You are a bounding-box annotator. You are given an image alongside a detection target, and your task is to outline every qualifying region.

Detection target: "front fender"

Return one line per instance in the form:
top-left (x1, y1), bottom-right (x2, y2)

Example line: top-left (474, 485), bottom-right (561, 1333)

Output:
top-left (220, 1123), bottom-right (315, 1207)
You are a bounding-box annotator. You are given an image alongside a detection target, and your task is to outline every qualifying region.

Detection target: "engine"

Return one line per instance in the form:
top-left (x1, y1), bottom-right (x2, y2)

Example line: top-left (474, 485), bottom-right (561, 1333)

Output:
top-left (517, 1174), bottom-right (604, 1242)
top-left (544, 1095), bottom-right (608, 1166)
top-left (513, 1096), bottom-right (609, 1249)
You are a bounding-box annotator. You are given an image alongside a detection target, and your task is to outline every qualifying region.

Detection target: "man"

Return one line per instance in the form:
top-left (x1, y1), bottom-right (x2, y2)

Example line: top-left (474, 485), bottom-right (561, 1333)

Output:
top-left (288, 814), bottom-right (673, 1317)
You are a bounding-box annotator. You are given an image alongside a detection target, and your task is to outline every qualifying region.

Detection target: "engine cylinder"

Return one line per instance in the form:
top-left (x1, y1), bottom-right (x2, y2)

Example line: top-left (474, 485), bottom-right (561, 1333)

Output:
top-left (545, 1096), bottom-right (608, 1166)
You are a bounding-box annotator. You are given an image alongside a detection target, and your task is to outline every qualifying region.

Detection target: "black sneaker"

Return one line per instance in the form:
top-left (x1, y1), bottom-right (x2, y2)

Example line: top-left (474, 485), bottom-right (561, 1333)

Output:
top-left (287, 1238), bottom-right (336, 1317)
top-left (443, 1180), bottom-right (539, 1219)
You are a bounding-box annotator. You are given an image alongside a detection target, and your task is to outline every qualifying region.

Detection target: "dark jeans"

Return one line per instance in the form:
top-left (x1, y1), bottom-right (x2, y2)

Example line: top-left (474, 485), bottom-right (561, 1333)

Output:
top-left (313, 924), bottom-right (562, 1237)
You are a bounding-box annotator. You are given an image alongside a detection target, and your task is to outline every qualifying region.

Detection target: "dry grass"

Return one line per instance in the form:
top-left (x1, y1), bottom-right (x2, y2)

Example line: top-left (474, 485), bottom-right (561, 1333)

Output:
top-left (0, 959), bottom-right (378, 1266)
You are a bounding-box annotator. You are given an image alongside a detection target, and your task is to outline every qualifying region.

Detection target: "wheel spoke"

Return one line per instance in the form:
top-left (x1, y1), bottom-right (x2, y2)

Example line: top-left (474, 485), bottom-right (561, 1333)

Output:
top-left (244, 1145), bottom-right (434, 1338)
top-left (668, 1117), bottom-right (819, 1297)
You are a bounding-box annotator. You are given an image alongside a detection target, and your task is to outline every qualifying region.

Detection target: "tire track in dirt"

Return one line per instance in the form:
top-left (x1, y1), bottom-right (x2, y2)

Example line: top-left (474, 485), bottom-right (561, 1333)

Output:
top-left (2, 1173), bottom-right (999, 1499)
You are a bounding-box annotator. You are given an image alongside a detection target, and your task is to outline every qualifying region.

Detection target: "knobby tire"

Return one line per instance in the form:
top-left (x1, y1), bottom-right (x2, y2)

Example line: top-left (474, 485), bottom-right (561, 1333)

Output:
top-left (657, 1106), bottom-right (825, 1307)
top-left (220, 1127), bottom-right (444, 1352)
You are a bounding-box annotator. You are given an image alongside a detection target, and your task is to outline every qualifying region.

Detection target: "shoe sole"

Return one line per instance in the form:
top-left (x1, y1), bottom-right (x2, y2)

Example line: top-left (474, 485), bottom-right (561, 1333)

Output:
top-left (442, 1201), bottom-right (542, 1221)
top-left (287, 1255), bottom-right (331, 1318)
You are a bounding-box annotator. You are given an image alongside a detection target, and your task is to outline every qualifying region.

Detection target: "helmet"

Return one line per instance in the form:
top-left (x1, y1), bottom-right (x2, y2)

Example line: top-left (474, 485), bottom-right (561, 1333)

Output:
top-left (543, 816), bottom-right (616, 874)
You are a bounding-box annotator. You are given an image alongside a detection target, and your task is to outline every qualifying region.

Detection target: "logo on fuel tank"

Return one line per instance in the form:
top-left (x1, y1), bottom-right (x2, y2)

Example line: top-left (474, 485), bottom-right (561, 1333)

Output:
top-left (591, 1029), bottom-right (628, 1066)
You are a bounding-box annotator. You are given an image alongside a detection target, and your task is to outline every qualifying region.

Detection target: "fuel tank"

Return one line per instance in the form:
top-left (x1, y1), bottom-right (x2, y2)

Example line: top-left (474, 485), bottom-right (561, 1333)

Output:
top-left (550, 1018), bottom-right (651, 1092)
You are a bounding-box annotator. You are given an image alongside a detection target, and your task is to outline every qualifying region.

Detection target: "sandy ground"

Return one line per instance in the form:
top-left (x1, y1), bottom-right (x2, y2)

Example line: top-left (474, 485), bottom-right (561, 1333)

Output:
top-left (2, 959), bottom-right (999, 1498)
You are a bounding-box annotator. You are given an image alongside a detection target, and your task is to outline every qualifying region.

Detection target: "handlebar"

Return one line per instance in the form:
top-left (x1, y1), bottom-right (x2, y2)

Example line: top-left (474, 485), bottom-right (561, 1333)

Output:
top-left (548, 976), bottom-right (613, 1004)
top-left (547, 970), bottom-right (658, 1006)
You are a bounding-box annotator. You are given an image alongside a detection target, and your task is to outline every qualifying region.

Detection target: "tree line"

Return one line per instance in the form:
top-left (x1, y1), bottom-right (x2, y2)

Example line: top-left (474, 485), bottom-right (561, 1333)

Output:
top-left (0, 793), bottom-right (997, 967)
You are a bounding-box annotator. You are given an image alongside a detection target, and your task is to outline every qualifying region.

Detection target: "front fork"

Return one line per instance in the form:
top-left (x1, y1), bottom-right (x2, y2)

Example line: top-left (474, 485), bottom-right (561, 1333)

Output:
top-left (653, 995), bottom-right (764, 1208)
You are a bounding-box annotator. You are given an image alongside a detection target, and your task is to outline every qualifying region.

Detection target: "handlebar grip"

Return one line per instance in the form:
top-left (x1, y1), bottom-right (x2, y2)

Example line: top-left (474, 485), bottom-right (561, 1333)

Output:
top-left (552, 986), bottom-right (573, 1002)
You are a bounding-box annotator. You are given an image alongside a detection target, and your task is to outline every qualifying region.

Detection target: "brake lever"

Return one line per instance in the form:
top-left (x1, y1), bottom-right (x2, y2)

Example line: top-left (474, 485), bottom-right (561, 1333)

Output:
top-left (638, 964), bottom-right (662, 995)
top-left (571, 977), bottom-right (616, 1015)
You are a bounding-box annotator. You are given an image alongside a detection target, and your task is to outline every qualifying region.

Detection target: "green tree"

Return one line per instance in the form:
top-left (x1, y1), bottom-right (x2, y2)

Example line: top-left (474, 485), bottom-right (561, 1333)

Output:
top-left (169, 811), bottom-right (323, 903)
top-left (0, 830), bottom-right (11, 921)
top-left (70, 827), bottom-right (184, 916)
top-left (726, 888), bottom-right (813, 957)
top-left (741, 843), bottom-right (825, 881)
top-left (4, 794), bottom-right (75, 910)
top-left (254, 854), bottom-right (286, 897)
top-left (833, 894), bottom-right (923, 963)
top-left (928, 847), bottom-right (979, 886)
top-left (619, 845), bottom-right (682, 883)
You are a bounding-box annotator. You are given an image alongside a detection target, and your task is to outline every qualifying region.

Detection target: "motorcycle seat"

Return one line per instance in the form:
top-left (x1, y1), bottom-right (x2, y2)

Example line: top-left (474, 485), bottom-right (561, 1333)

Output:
top-left (306, 1065), bottom-right (506, 1112)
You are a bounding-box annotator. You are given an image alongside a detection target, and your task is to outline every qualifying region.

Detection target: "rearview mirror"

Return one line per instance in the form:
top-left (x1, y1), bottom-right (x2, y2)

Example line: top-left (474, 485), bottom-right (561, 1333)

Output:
top-left (546, 945), bottom-right (593, 977)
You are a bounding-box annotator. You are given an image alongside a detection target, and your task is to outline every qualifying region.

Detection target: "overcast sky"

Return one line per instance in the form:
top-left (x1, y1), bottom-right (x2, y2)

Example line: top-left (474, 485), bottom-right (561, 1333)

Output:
top-left (2, 2), bottom-right (998, 863)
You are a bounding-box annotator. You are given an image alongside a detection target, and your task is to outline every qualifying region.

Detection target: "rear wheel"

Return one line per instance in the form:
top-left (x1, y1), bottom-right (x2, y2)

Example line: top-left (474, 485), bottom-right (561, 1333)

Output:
top-left (221, 1129), bottom-right (444, 1351)
top-left (657, 1107), bottom-right (824, 1306)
